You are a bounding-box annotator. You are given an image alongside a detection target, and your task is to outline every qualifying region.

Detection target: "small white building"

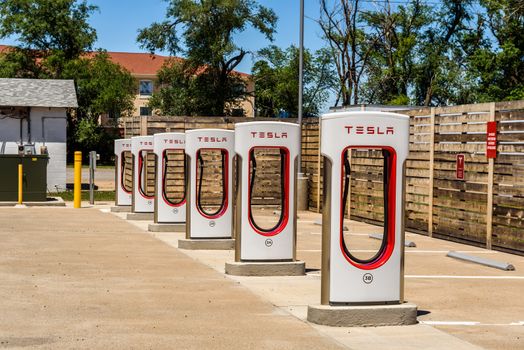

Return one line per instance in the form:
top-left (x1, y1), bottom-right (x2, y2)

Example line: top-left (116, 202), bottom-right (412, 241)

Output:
top-left (0, 79), bottom-right (77, 192)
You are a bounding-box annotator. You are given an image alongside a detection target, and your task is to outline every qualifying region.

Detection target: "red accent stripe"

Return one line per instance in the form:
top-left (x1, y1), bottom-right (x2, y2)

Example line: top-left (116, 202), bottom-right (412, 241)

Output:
top-left (161, 149), bottom-right (186, 207)
top-left (247, 146), bottom-right (290, 237)
top-left (120, 151), bottom-right (132, 194)
top-left (138, 149), bottom-right (154, 199)
top-left (339, 146), bottom-right (397, 270)
top-left (195, 148), bottom-right (229, 219)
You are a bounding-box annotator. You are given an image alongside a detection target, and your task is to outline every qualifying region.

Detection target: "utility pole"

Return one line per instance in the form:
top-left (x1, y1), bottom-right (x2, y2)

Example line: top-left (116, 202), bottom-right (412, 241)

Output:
top-left (298, 0), bottom-right (304, 173)
top-left (296, 0), bottom-right (308, 211)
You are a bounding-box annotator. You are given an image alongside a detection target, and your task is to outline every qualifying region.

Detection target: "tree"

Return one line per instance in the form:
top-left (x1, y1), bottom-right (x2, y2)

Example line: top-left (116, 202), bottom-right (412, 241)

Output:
top-left (467, 0), bottom-right (524, 101)
top-left (0, 0), bottom-right (98, 77)
top-left (0, 0), bottom-right (135, 162)
top-left (413, 0), bottom-right (476, 105)
top-left (318, 0), bottom-right (379, 106)
top-left (360, 0), bottom-right (429, 105)
top-left (137, 0), bottom-right (277, 116)
top-left (354, 0), bottom-right (478, 106)
top-left (252, 45), bottom-right (335, 117)
top-left (63, 51), bottom-right (136, 161)
top-left (148, 58), bottom-right (249, 116)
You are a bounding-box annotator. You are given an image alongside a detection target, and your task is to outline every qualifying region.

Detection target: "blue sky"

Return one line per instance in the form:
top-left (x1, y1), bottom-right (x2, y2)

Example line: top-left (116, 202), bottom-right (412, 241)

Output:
top-left (87, 0), bottom-right (325, 74)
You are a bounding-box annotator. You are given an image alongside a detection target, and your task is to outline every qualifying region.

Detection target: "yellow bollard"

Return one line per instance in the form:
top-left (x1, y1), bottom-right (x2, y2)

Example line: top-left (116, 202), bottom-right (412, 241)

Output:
top-left (18, 164), bottom-right (23, 204)
top-left (74, 151), bottom-right (82, 208)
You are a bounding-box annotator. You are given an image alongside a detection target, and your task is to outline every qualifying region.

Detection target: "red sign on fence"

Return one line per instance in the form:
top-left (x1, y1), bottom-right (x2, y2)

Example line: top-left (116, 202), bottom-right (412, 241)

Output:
top-left (456, 154), bottom-right (465, 180)
top-left (486, 121), bottom-right (497, 158)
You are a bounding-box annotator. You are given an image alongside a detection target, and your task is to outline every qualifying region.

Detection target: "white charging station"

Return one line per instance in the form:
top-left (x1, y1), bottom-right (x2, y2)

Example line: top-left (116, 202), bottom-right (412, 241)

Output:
top-left (233, 121), bottom-right (300, 262)
top-left (114, 139), bottom-right (132, 207)
top-left (153, 132), bottom-right (186, 224)
top-left (131, 136), bottom-right (155, 213)
top-left (184, 129), bottom-right (234, 239)
top-left (319, 111), bottom-right (409, 305)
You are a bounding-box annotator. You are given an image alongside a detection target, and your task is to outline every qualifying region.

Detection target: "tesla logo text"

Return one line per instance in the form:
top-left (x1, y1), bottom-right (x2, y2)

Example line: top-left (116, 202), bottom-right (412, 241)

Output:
top-left (139, 141), bottom-right (153, 146)
top-left (250, 132), bottom-right (288, 139)
top-left (345, 126), bottom-right (394, 135)
top-left (163, 139), bottom-right (184, 145)
top-left (197, 136), bottom-right (228, 143)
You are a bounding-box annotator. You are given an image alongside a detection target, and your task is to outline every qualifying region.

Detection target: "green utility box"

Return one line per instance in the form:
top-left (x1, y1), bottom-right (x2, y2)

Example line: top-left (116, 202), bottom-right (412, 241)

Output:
top-left (0, 155), bottom-right (48, 202)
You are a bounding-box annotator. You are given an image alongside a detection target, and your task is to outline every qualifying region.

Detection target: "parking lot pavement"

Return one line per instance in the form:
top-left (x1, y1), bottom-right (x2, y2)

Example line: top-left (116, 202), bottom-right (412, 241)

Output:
top-left (140, 209), bottom-right (522, 350)
top-left (3, 205), bottom-right (521, 349)
top-left (0, 207), bottom-right (344, 349)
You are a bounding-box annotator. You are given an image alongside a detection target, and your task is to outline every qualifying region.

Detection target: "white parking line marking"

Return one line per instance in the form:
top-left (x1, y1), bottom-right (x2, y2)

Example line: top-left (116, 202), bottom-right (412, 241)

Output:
top-left (297, 249), bottom-right (499, 254)
top-left (99, 208), bottom-right (110, 213)
top-left (421, 321), bottom-right (480, 326)
top-left (406, 275), bottom-right (524, 280)
top-left (421, 320), bottom-right (524, 326)
top-left (405, 250), bottom-right (497, 254)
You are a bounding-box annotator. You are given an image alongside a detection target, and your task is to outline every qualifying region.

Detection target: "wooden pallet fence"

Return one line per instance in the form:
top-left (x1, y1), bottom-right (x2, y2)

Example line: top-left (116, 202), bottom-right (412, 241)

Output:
top-left (119, 102), bottom-right (524, 255)
top-left (121, 116), bottom-right (319, 207)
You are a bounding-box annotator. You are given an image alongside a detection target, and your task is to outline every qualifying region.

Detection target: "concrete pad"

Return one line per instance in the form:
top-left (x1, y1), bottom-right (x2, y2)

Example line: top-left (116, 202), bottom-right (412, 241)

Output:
top-left (110, 205), bottom-right (131, 213)
top-left (148, 223), bottom-right (185, 232)
top-left (312, 324), bottom-right (485, 350)
top-left (178, 238), bottom-right (235, 250)
top-left (225, 261), bottom-right (306, 276)
top-left (126, 212), bottom-right (154, 220)
top-left (307, 303), bottom-right (418, 327)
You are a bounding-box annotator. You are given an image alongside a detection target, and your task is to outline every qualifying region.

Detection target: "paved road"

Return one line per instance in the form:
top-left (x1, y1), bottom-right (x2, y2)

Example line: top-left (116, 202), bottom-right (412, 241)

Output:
top-left (0, 208), bottom-right (342, 349)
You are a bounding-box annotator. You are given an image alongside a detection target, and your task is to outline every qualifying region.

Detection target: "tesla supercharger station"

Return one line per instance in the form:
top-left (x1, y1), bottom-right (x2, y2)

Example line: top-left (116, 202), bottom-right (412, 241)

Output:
top-left (131, 136), bottom-right (155, 213)
top-left (185, 129), bottom-right (234, 239)
top-left (153, 132), bottom-right (186, 224)
top-left (234, 121), bottom-right (299, 262)
top-left (114, 139), bottom-right (132, 206)
top-left (320, 111), bottom-right (409, 305)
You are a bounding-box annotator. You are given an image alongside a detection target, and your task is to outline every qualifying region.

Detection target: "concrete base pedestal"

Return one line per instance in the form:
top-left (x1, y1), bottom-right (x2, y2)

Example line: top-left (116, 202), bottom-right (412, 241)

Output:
top-left (178, 238), bottom-right (234, 250)
top-left (225, 261), bottom-right (305, 276)
top-left (110, 205), bottom-right (131, 213)
top-left (148, 223), bottom-right (185, 232)
top-left (307, 303), bottom-right (418, 327)
top-left (126, 212), bottom-right (154, 221)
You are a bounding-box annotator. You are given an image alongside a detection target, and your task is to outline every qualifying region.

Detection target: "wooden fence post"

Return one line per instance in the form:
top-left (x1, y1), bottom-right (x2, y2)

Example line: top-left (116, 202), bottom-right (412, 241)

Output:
top-left (140, 116), bottom-right (148, 136)
top-left (316, 118), bottom-right (321, 213)
top-left (486, 102), bottom-right (496, 250)
top-left (428, 107), bottom-right (436, 237)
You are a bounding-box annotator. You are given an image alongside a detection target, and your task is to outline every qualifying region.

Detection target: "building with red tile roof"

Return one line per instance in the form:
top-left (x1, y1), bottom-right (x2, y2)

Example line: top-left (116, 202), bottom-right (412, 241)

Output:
top-left (0, 45), bottom-right (254, 119)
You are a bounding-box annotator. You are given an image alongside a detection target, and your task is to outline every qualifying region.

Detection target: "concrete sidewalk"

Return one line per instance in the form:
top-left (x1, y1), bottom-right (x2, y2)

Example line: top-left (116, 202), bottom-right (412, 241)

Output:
top-left (0, 208), bottom-right (343, 349)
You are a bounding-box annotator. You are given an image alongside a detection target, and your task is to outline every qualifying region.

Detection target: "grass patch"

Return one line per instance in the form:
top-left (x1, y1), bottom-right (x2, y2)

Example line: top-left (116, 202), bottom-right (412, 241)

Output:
top-left (53, 190), bottom-right (115, 201)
